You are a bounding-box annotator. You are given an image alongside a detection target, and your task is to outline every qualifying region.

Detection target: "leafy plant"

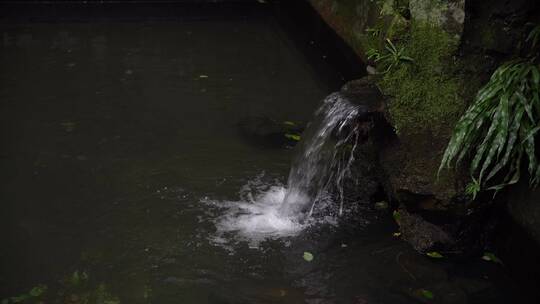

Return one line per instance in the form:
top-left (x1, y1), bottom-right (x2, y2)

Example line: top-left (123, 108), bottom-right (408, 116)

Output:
top-left (367, 38), bottom-right (414, 74)
top-left (365, 27), bottom-right (382, 37)
top-left (465, 177), bottom-right (481, 200)
top-left (439, 59), bottom-right (540, 195)
top-left (526, 24), bottom-right (540, 48)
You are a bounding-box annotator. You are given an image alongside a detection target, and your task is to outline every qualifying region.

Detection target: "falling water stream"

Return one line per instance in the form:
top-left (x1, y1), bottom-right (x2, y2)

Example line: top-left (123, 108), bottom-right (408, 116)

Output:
top-left (211, 92), bottom-right (363, 246)
top-left (281, 92), bottom-right (361, 217)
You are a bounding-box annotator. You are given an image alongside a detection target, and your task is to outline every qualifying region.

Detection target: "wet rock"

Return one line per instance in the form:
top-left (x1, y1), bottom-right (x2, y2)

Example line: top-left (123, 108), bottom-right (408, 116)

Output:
top-left (337, 77), bottom-right (392, 204)
top-left (462, 0), bottom-right (536, 56)
top-left (380, 133), bottom-right (465, 210)
top-left (395, 208), bottom-right (454, 253)
top-left (340, 77), bottom-right (385, 115)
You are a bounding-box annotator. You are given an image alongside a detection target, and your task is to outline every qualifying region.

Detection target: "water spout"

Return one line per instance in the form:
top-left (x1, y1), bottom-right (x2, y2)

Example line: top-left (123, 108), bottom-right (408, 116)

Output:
top-left (280, 92), bottom-right (361, 217)
top-left (209, 92), bottom-right (364, 245)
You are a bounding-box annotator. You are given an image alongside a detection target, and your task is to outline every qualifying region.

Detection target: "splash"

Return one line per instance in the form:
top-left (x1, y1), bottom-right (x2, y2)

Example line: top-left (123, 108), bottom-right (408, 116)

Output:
top-left (207, 93), bottom-right (361, 246)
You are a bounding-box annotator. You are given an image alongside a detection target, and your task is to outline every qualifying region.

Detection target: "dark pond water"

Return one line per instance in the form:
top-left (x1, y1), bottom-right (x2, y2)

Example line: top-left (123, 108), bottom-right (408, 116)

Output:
top-left (0, 2), bottom-right (534, 304)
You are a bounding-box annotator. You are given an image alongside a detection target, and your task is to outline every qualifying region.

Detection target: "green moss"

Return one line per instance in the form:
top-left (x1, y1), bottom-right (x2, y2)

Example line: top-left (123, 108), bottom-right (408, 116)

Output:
top-left (377, 21), bottom-right (466, 136)
top-left (311, 1), bottom-right (469, 137)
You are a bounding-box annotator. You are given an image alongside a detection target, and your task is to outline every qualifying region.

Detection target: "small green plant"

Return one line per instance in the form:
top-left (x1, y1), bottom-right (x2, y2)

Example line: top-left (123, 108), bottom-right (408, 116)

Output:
top-left (367, 38), bottom-right (414, 74)
top-left (465, 177), bottom-right (481, 200)
top-left (440, 58), bottom-right (540, 195)
top-left (365, 27), bottom-right (382, 37)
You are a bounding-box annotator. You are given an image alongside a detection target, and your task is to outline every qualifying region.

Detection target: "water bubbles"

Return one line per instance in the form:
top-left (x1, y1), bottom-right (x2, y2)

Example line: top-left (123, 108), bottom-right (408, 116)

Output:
top-left (206, 185), bottom-right (305, 248)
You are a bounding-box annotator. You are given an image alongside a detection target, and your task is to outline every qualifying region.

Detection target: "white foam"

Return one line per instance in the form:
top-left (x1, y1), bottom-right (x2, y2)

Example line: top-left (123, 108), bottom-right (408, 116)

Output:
top-left (204, 95), bottom-right (361, 248)
top-left (209, 186), bottom-right (306, 247)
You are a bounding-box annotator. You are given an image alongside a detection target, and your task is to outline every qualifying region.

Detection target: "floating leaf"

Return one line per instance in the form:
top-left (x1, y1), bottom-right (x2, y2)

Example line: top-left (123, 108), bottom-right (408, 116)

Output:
top-left (374, 201), bottom-right (389, 210)
top-left (282, 121), bottom-right (296, 126)
top-left (285, 134), bottom-right (301, 141)
top-left (303, 251), bottom-right (314, 262)
top-left (419, 289), bottom-right (434, 299)
top-left (426, 252), bottom-right (444, 258)
top-left (198, 75), bottom-right (208, 78)
top-left (482, 252), bottom-right (503, 265)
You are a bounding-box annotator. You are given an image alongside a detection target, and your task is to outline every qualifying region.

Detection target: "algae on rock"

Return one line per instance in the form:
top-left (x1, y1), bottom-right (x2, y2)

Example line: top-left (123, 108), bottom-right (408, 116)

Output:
top-left (378, 21), bottom-right (465, 137)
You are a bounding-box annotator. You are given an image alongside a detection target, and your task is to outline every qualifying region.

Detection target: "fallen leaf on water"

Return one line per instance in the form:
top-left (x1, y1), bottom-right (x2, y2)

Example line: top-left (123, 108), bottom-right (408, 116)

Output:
top-left (419, 289), bottom-right (434, 299)
top-left (426, 251), bottom-right (444, 258)
top-left (482, 252), bottom-right (503, 265)
top-left (303, 252), bottom-right (314, 262)
top-left (285, 134), bottom-right (301, 141)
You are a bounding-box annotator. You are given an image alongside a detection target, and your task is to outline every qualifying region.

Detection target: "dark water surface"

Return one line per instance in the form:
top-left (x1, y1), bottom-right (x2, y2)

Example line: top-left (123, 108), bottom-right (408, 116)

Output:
top-left (0, 2), bottom-right (532, 303)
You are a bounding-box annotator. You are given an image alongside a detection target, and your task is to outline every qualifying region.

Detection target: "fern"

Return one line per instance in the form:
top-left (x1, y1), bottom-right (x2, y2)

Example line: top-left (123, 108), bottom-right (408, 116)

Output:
top-left (367, 38), bottom-right (414, 74)
top-left (439, 59), bottom-right (540, 194)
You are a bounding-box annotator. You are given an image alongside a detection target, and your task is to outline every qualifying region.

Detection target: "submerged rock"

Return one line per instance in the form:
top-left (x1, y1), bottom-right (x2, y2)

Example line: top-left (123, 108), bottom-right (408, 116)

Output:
top-left (394, 208), bottom-right (454, 253)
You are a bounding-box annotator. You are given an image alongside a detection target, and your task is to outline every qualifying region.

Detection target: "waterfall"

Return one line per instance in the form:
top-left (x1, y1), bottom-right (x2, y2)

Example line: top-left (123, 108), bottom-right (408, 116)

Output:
top-left (280, 92), bottom-right (361, 217)
top-left (207, 92), bottom-right (363, 246)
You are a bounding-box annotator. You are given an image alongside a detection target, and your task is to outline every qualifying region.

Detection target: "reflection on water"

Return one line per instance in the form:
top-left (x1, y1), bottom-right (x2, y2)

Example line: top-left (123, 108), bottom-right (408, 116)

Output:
top-left (0, 3), bottom-right (534, 304)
